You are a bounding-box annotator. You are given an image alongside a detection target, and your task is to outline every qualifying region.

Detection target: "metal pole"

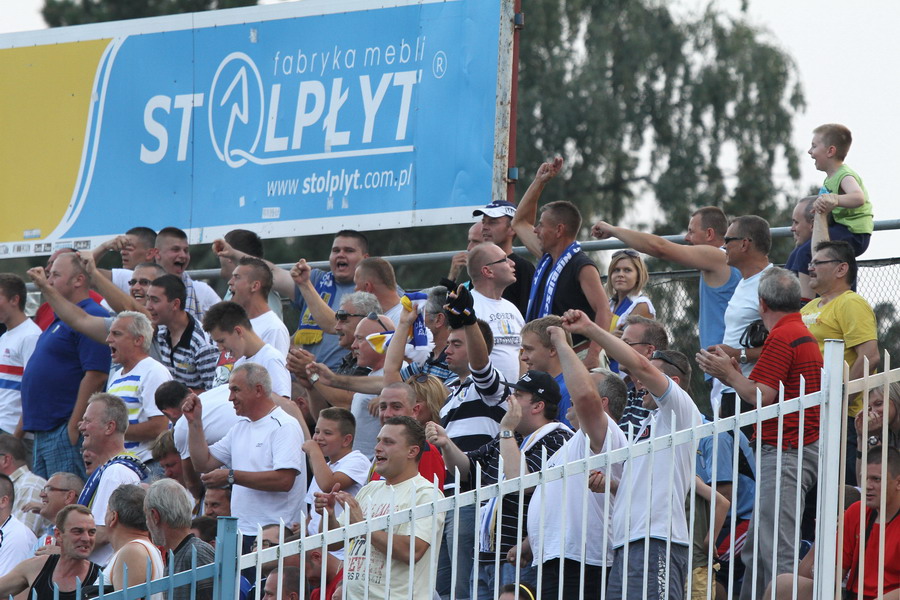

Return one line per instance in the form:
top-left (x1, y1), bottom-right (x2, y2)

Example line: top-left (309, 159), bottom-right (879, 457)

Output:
top-left (507, 0), bottom-right (522, 203)
top-left (213, 517), bottom-right (239, 600)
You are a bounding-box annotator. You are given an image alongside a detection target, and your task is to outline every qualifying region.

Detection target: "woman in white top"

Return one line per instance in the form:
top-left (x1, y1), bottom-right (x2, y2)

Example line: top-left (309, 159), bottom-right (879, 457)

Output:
top-left (103, 485), bottom-right (165, 600)
top-left (606, 249), bottom-right (656, 332)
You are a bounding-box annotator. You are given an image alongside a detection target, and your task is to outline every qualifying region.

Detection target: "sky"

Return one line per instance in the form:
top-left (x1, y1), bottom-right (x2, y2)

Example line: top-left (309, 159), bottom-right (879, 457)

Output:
top-left (1, 0), bottom-right (898, 259)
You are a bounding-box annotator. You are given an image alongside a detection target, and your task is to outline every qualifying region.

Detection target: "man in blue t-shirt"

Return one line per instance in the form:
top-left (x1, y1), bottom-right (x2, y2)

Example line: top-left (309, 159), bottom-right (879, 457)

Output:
top-left (21, 253), bottom-right (111, 480)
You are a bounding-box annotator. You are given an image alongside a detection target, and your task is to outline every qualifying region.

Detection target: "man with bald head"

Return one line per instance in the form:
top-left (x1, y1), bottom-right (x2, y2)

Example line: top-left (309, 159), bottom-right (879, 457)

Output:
top-left (22, 252), bottom-right (111, 479)
top-left (468, 242), bottom-right (525, 382)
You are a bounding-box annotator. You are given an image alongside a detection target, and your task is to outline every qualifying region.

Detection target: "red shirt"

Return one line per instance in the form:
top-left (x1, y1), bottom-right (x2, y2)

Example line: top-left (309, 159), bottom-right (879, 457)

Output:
top-left (310, 567), bottom-right (343, 600)
top-left (749, 313), bottom-right (822, 448)
top-left (34, 290), bottom-right (107, 330)
top-left (842, 501), bottom-right (900, 599)
top-left (371, 441), bottom-right (446, 490)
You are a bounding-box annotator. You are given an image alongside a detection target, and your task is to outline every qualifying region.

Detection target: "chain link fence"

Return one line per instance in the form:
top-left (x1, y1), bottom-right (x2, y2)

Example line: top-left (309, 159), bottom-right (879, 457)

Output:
top-left (640, 257), bottom-right (900, 415)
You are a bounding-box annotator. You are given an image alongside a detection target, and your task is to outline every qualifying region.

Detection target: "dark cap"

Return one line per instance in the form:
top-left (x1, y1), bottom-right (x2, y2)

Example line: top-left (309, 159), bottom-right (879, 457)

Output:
top-left (473, 200), bottom-right (517, 219)
top-left (507, 370), bottom-right (561, 406)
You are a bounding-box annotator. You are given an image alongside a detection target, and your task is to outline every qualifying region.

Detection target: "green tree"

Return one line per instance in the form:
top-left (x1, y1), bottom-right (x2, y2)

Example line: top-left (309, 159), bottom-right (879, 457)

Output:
top-left (516, 0), bottom-right (804, 231)
top-left (43, 0), bottom-right (256, 27)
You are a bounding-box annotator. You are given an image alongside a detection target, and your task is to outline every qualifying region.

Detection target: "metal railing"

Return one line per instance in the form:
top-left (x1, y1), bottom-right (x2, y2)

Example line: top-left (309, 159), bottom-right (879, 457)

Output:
top-left (60, 340), bottom-right (900, 600)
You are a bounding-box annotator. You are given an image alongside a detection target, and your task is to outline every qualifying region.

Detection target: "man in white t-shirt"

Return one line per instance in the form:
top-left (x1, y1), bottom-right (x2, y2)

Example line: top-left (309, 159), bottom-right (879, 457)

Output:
top-left (0, 274), bottom-right (41, 439)
top-left (105, 312), bottom-right (170, 463)
top-left (226, 257), bottom-right (290, 356)
top-left (76, 394), bottom-right (149, 567)
top-left (0, 474), bottom-right (36, 577)
top-left (515, 346), bottom-right (628, 600)
top-left (560, 309), bottom-right (701, 600)
top-left (314, 416), bottom-right (444, 600)
top-left (467, 243), bottom-right (525, 383)
top-left (709, 216), bottom-right (773, 416)
top-left (202, 302), bottom-right (291, 397)
top-left (184, 363), bottom-right (306, 546)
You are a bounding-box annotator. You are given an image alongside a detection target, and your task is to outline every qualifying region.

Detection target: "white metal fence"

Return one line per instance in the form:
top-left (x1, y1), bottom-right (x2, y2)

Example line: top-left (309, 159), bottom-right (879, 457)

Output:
top-left (51, 340), bottom-right (899, 600)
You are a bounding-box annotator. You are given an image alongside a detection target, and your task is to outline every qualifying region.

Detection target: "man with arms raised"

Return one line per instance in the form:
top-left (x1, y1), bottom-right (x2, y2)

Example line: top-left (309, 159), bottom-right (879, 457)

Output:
top-left (0, 504), bottom-right (101, 600)
top-left (314, 416), bottom-right (444, 600)
top-left (592, 206), bottom-right (741, 366)
top-left (562, 308), bottom-right (701, 600)
top-left (519, 315), bottom-right (574, 426)
top-left (219, 229), bottom-right (283, 318)
top-left (215, 229), bottom-right (369, 369)
top-left (22, 253), bottom-right (111, 479)
top-left (184, 363), bottom-right (306, 551)
top-left (92, 226), bottom-right (158, 295)
top-left (511, 158), bottom-right (611, 368)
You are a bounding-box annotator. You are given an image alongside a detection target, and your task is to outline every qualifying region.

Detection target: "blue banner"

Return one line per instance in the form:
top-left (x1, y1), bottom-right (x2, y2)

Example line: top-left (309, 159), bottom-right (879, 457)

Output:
top-left (0, 0), bottom-right (509, 256)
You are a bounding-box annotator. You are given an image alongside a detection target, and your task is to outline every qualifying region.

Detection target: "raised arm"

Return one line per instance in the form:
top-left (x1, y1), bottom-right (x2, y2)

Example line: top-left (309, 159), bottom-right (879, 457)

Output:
top-left (81, 252), bottom-right (149, 316)
top-left (511, 158), bottom-right (563, 258)
top-left (182, 393), bottom-right (224, 473)
top-left (561, 309), bottom-right (668, 398)
top-left (290, 259), bottom-right (338, 334)
top-left (577, 265), bottom-right (613, 362)
top-left (213, 238), bottom-right (297, 299)
top-left (591, 221), bottom-right (729, 277)
top-left (27, 267), bottom-right (110, 344)
top-left (383, 305), bottom-right (418, 386)
top-left (548, 326), bottom-right (608, 453)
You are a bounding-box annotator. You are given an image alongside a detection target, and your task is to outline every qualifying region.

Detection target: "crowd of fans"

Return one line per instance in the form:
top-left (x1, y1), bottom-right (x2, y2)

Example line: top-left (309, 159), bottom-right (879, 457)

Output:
top-left (0, 123), bottom-right (896, 600)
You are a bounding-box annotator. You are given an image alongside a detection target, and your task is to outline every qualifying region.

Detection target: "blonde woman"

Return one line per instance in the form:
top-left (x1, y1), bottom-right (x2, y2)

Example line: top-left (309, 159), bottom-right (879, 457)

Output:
top-left (605, 249), bottom-right (655, 332)
top-left (405, 373), bottom-right (448, 425)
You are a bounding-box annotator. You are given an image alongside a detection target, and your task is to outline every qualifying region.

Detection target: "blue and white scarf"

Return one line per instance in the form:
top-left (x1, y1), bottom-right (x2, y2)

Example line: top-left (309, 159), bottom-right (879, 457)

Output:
top-left (525, 242), bottom-right (582, 321)
top-left (78, 453), bottom-right (148, 509)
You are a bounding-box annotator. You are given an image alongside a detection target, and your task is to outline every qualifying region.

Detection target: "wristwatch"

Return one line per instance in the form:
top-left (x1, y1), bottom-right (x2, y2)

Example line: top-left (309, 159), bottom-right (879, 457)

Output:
top-left (499, 430), bottom-right (515, 439)
top-left (739, 349), bottom-right (748, 364)
top-left (227, 469), bottom-right (235, 485)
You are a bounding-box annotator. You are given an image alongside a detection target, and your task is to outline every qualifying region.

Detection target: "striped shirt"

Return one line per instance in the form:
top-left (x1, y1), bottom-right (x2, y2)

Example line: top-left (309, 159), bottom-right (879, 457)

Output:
top-left (0, 319), bottom-right (41, 434)
top-left (107, 357), bottom-right (171, 462)
top-left (401, 348), bottom-right (455, 386)
top-left (156, 314), bottom-right (219, 390)
top-left (439, 362), bottom-right (507, 453)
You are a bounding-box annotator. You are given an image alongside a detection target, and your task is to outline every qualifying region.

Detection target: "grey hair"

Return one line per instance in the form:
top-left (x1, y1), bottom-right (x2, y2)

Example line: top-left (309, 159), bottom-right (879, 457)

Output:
top-left (49, 472), bottom-right (85, 495)
top-left (232, 362), bottom-right (272, 396)
top-left (144, 478), bottom-right (193, 529)
top-left (425, 286), bottom-right (449, 316)
top-left (109, 484), bottom-right (148, 530)
top-left (341, 291), bottom-right (382, 316)
top-left (115, 311), bottom-right (154, 353)
top-left (591, 368), bottom-right (628, 423)
top-left (758, 267), bottom-right (801, 313)
top-left (797, 196), bottom-right (816, 224)
top-left (88, 393), bottom-right (129, 434)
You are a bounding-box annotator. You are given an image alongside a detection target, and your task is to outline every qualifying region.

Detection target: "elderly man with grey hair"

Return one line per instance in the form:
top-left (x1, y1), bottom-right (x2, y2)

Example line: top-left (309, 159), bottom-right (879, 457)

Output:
top-left (184, 363), bottom-right (306, 551)
top-left (77, 393), bottom-right (149, 567)
top-left (697, 267), bottom-right (822, 600)
top-left (144, 478), bottom-right (215, 600)
top-left (106, 311), bottom-right (171, 465)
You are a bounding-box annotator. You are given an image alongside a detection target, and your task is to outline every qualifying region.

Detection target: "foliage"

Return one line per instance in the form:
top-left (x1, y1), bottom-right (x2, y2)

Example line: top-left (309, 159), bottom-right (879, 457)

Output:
top-left (516, 0), bottom-right (805, 234)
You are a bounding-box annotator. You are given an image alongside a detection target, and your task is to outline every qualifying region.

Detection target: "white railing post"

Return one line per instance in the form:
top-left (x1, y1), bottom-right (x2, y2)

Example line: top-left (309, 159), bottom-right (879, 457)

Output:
top-left (813, 339), bottom-right (845, 600)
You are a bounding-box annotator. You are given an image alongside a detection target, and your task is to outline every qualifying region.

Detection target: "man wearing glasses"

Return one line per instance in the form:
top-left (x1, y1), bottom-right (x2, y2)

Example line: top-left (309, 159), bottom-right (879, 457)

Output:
top-left (696, 267), bottom-right (822, 600)
top-left (800, 240), bottom-right (879, 486)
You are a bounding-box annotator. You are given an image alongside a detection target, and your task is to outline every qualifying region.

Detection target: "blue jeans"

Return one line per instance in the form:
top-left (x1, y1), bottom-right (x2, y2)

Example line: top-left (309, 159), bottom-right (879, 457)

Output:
top-left (437, 503), bottom-right (477, 600)
top-left (475, 560), bottom-right (537, 600)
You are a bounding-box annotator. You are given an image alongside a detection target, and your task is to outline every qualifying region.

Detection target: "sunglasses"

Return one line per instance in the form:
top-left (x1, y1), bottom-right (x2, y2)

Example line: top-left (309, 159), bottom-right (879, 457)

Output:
top-left (366, 312), bottom-right (390, 330)
top-left (406, 372), bottom-right (431, 385)
top-left (650, 350), bottom-right (686, 376)
top-left (127, 278), bottom-right (153, 287)
top-left (612, 249), bottom-right (640, 259)
top-left (335, 310), bottom-right (366, 321)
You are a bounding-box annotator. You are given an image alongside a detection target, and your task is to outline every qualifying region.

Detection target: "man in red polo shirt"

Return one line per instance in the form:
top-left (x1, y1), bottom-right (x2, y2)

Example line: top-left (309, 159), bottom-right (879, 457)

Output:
top-left (697, 266), bottom-right (822, 600)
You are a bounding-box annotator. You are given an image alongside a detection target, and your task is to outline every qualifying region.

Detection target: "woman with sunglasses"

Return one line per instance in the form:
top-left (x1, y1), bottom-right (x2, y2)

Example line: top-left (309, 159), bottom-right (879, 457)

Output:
top-left (605, 249), bottom-right (656, 333)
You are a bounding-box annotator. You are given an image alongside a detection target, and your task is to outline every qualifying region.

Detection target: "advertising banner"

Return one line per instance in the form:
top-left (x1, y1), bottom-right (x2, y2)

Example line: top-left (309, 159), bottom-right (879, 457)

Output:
top-left (0, 0), bottom-right (512, 256)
